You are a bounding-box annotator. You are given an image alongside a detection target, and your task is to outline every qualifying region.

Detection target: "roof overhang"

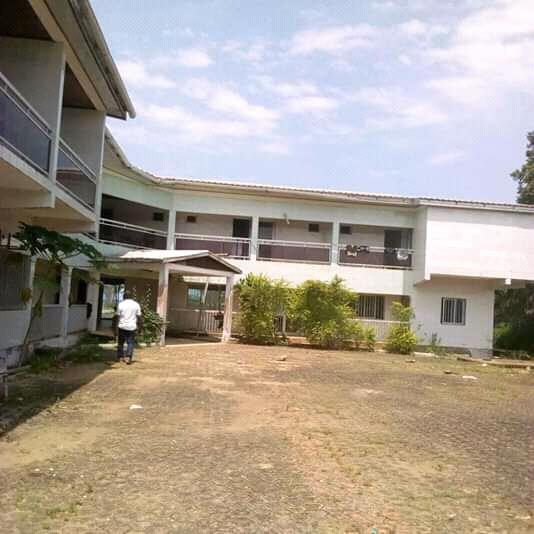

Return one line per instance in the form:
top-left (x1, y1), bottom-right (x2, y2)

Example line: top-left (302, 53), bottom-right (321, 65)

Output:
top-left (106, 249), bottom-right (242, 277)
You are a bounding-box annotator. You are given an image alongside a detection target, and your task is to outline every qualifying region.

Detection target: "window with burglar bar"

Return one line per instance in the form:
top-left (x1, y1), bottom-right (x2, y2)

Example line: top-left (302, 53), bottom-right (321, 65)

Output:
top-left (441, 297), bottom-right (466, 325)
top-left (357, 294), bottom-right (385, 320)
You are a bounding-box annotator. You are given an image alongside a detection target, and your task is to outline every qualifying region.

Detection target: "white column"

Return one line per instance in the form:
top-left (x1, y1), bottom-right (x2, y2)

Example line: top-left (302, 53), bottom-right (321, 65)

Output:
top-left (86, 270), bottom-right (100, 332)
top-left (222, 275), bottom-right (235, 342)
top-left (59, 266), bottom-right (73, 345)
top-left (157, 264), bottom-right (170, 346)
top-left (331, 221), bottom-right (340, 264)
top-left (250, 215), bottom-right (259, 261)
top-left (167, 196), bottom-right (176, 250)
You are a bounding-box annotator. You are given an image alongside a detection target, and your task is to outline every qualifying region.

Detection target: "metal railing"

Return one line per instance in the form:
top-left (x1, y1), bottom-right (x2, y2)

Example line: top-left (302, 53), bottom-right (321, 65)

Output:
top-left (168, 308), bottom-right (225, 334)
top-left (359, 319), bottom-right (403, 341)
top-left (257, 238), bottom-right (331, 264)
top-left (67, 304), bottom-right (88, 334)
top-left (99, 218), bottom-right (168, 249)
top-left (29, 304), bottom-right (63, 341)
top-left (338, 245), bottom-right (413, 269)
top-left (0, 71), bottom-right (52, 175)
top-left (175, 233), bottom-right (251, 259)
top-left (56, 139), bottom-right (97, 210)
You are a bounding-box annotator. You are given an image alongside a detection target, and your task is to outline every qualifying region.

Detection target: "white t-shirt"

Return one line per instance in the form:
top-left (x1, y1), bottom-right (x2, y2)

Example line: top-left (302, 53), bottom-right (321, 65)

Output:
top-left (117, 299), bottom-right (141, 331)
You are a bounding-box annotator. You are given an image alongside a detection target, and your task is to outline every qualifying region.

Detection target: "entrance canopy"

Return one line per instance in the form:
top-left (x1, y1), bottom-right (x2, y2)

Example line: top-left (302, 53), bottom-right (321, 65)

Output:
top-left (105, 250), bottom-right (241, 344)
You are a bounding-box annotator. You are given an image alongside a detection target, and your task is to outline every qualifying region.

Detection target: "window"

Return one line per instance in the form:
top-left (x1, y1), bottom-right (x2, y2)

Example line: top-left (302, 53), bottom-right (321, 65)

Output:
top-left (357, 295), bottom-right (385, 320)
top-left (0, 251), bottom-right (30, 310)
top-left (187, 285), bottom-right (224, 310)
top-left (441, 297), bottom-right (466, 325)
top-left (186, 215), bottom-right (197, 224)
top-left (340, 225), bottom-right (352, 235)
top-left (308, 223), bottom-right (319, 233)
top-left (101, 208), bottom-right (114, 219)
top-left (153, 212), bottom-right (164, 222)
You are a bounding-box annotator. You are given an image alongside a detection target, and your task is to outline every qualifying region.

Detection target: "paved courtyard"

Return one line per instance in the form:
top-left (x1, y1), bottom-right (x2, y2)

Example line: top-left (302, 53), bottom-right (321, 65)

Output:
top-left (0, 343), bottom-right (533, 533)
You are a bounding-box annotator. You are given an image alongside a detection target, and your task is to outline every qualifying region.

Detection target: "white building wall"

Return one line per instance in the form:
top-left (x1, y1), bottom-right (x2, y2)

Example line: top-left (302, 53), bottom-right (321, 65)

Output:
top-left (268, 220), bottom-right (331, 243)
top-left (175, 212), bottom-right (236, 237)
top-left (424, 206), bottom-right (534, 282)
top-left (411, 277), bottom-right (495, 350)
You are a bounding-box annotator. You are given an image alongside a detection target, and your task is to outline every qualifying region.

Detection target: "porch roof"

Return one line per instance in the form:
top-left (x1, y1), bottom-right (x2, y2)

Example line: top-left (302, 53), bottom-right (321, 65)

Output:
top-left (107, 249), bottom-right (242, 275)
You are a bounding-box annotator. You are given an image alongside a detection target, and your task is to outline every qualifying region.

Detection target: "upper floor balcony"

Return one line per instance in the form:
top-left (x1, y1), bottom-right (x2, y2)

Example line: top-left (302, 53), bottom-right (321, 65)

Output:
top-left (98, 194), bottom-right (168, 249)
top-left (0, 70), bottom-right (52, 177)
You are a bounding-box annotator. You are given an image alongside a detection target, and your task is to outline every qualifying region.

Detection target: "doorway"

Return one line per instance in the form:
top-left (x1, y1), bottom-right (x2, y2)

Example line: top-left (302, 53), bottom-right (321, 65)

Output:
top-left (97, 277), bottom-right (125, 331)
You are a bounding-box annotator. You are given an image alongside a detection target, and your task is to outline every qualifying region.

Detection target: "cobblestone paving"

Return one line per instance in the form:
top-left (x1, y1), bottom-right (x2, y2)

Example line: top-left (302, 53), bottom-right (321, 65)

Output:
top-left (0, 344), bottom-right (533, 533)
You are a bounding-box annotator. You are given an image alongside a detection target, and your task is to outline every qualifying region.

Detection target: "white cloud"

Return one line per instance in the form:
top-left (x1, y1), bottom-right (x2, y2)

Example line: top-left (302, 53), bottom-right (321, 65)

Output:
top-left (351, 87), bottom-right (449, 129)
top-left (258, 141), bottom-right (290, 155)
top-left (289, 25), bottom-right (378, 55)
top-left (398, 54), bottom-right (413, 65)
top-left (145, 103), bottom-right (256, 141)
top-left (176, 48), bottom-right (213, 68)
top-left (117, 59), bottom-right (176, 89)
top-left (181, 78), bottom-right (279, 125)
top-left (252, 75), bottom-right (319, 98)
top-left (286, 95), bottom-right (339, 114)
top-left (426, 0), bottom-right (534, 105)
top-left (221, 39), bottom-right (270, 64)
top-left (398, 18), bottom-right (448, 42)
top-left (429, 150), bottom-right (466, 165)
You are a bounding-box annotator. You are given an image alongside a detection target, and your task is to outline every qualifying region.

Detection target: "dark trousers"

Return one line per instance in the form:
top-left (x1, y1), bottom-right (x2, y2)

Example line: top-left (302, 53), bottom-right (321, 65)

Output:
top-left (117, 328), bottom-right (136, 360)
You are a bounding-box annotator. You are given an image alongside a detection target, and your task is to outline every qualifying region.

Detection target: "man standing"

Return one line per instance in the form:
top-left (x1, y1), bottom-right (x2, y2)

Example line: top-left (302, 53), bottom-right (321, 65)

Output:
top-left (114, 291), bottom-right (142, 365)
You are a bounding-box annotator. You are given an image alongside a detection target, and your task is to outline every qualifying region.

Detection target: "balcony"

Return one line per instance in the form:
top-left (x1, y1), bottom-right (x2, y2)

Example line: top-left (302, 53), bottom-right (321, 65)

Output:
top-left (99, 218), bottom-right (167, 249)
top-left (175, 233), bottom-right (250, 259)
top-left (258, 239), bottom-right (331, 264)
top-left (56, 139), bottom-right (97, 210)
top-left (338, 245), bottom-right (413, 269)
top-left (0, 71), bottom-right (52, 175)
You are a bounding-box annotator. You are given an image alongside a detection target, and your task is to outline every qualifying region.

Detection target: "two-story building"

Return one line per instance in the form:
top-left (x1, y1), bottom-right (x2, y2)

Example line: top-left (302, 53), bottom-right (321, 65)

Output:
top-left (94, 133), bottom-right (534, 352)
top-left (3, 0), bottom-right (534, 361)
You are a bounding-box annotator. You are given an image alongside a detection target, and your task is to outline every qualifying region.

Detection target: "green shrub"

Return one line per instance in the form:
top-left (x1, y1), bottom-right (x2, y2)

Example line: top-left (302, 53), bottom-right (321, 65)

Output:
top-left (290, 277), bottom-right (366, 350)
top-left (385, 302), bottom-right (418, 354)
top-left (130, 288), bottom-right (166, 345)
top-left (494, 320), bottom-right (534, 357)
top-left (235, 274), bottom-right (291, 345)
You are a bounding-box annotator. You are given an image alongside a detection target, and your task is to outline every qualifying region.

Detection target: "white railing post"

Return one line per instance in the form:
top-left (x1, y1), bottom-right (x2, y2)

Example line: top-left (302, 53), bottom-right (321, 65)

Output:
top-left (87, 270), bottom-right (100, 332)
top-left (331, 221), bottom-right (340, 264)
top-left (157, 264), bottom-right (169, 346)
top-left (250, 215), bottom-right (259, 261)
top-left (222, 275), bottom-right (235, 342)
top-left (59, 266), bottom-right (73, 346)
top-left (167, 197), bottom-right (176, 250)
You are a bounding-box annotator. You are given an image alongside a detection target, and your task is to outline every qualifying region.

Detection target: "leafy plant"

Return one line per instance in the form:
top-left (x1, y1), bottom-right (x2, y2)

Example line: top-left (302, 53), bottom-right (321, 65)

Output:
top-left (385, 302), bottom-right (418, 354)
top-left (428, 332), bottom-right (447, 356)
top-left (13, 223), bottom-right (106, 365)
top-left (290, 277), bottom-right (366, 350)
top-left (133, 287), bottom-right (166, 345)
top-left (235, 274), bottom-right (291, 345)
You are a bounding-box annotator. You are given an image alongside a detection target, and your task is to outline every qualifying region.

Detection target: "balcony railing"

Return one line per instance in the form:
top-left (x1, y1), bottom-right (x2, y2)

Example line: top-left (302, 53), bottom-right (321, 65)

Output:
top-left (257, 239), bottom-right (331, 264)
top-left (99, 218), bottom-right (167, 249)
top-left (175, 233), bottom-right (250, 259)
top-left (56, 139), bottom-right (97, 210)
top-left (338, 245), bottom-right (413, 269)
top-left (0, 71), bottom-right (52, 175)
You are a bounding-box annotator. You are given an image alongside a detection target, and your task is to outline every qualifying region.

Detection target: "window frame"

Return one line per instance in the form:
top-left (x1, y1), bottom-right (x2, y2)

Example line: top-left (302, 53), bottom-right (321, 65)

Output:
top-left (440, 297), bottom-right (466, 326)
top-left (308, 223), bottom-right (320, 233)
top-left (357, 294), bottom-right (385, 320)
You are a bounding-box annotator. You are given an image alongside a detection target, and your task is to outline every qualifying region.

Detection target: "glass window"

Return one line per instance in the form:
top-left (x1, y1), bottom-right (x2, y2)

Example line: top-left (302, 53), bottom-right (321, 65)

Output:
top-left (0, 251), bottom-right (30, 310)
top-left (441, 297), bottom-right (466, 325)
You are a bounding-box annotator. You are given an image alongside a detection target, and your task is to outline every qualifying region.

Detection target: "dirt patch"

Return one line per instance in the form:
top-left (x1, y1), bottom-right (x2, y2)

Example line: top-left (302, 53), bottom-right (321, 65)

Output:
top-left (1, 344), bottom-right (533, 532)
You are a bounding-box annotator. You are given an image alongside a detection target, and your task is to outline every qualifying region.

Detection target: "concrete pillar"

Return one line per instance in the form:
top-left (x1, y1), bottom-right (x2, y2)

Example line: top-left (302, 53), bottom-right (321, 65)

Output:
top-left (331, 221), bottom-right (340, 264)
top-left (222, 275), bottom-right (235, 342)
top-left (167, 197), bottom-right (176, 250)
top-left (250, 215), bottom-right (259, 261)
top-left (59, 266), bottom-right (73, 345)
top-left (87, 270), bottom-right (101, 332)
top-left (157, 264), bottom-right (170, 346)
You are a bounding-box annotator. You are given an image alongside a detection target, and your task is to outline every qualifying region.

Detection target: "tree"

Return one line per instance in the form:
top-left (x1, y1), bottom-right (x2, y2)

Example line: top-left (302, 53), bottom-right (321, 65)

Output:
top-left (511, 131), bottom-right (534, 204)
top-left (13, 223), bottom-right (106, 364)
top-left (290, 276), bottom-right (373, 350)
top-left (235, 273), bottom-right (291, 345)
top-left (493, 131), bottom-right (534, 355)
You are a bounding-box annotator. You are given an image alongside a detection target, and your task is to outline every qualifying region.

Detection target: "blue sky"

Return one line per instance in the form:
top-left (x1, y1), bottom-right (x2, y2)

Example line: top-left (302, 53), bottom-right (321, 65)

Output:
top-left (92, 0), bottom-right (534, 202)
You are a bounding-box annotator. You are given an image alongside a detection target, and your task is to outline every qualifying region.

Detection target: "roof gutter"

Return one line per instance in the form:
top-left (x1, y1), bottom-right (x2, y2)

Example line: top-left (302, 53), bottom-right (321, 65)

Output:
top-left (68, 0), bottom-right (136, 118)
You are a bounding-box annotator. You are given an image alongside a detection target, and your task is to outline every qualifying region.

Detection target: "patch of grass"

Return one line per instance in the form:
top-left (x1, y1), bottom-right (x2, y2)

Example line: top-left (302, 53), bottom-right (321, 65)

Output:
top-left (29, 348), bottom-right (62, 374)
top-left (65, 343), bottom-right (106, 364)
